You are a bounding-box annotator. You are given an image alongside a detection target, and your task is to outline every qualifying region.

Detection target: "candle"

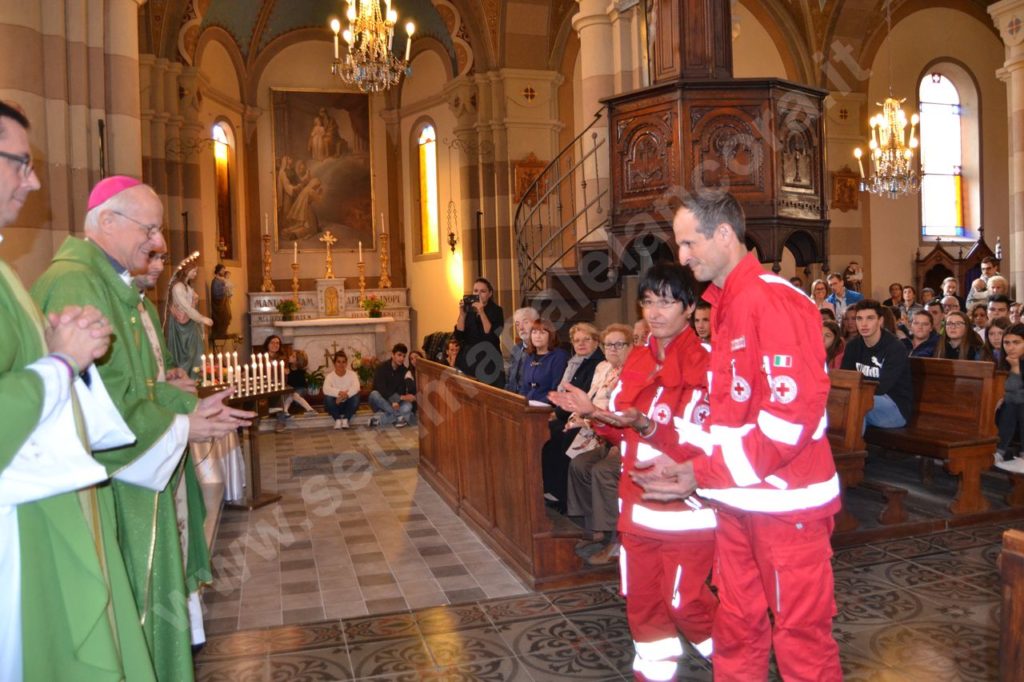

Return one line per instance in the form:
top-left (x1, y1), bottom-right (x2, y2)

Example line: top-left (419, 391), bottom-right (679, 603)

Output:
top-left (217, 353), bottom-right (224, 384)
top-left (252, 360), bottom-right (258, 393)
top-left (264, 213), bottom-right (269, 236)
top-left (226, 365), bottom-right (233, 387)
top-left (280, 359), bottom-right (287, 388)
top-left (333, 32), bottom-right (339, 60)
top-left (358, 241), bottom-right (363, 263)
top-left (380, 212), bottom-right (385, 234)
top-left (404, 22), bottom-right (415, 62)
top-left (273, 360), bottom-right (280, 390)
top-left (241, 365), bottom-right (248, 396)
top-left (293, 241), bottom-right (298, 264)
top-left (232, 351), bottom-right (238, 370)
top-left (200, 354), bottom-right (207, 386)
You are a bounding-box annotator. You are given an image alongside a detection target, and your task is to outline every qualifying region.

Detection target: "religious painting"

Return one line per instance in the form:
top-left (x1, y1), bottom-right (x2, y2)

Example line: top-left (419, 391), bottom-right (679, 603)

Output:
top-left (271, 89), bottom-right (374, 252)
top-left (830, 165), bottom-right (860, 213)
top-left (513, 153), bottom-right (547, 207)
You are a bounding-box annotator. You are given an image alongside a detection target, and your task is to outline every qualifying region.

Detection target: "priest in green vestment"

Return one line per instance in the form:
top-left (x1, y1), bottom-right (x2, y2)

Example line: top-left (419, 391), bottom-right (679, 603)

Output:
top-left (0, 103), bottom-right (157, 681)
top-left (32, 177), bottom-right (253, 682)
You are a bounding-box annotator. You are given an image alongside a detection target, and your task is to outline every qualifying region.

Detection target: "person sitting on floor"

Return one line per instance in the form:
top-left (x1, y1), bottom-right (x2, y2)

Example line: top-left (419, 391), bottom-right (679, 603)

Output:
top-left (323, 350), bottom-right (361, 429)
top-left (264, 335), bottom-right (316, 430)
top-left (902, 310), bottom-right (939, 358)
top-left (934, 310), bottom-right (991, 362)
top-left (369, 343), bottom-right (416, 428)
top-left (842, 299), bottom-right (914, 429)
top-left (518, 318), bottom-right (569, 404)
top-left (404, 350), bottom-right (423, 425)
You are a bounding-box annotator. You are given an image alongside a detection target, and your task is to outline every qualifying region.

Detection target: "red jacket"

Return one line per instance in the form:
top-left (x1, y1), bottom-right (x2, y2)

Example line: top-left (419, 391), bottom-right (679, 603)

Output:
top-left (679, 253), bottom-right (840, 521)
top-left (595, 327), bottom-right (716, 540)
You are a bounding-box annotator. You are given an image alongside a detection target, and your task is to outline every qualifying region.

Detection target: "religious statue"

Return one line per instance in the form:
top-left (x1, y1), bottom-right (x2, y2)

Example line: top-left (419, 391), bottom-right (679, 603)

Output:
top-left (164, 251), bottom-right (213, 379)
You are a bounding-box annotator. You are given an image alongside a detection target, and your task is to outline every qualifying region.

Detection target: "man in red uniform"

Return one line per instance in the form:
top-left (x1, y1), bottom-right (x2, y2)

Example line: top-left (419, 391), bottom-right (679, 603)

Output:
top-left (551, 263), bottom-right (716, 681)
top-left (635, 191), bottom-right (842, 681)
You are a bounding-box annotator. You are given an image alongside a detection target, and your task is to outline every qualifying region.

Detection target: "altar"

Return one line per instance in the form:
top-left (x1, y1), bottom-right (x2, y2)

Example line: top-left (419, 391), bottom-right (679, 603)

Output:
top-left (248, 287), bottom-right (411, 371)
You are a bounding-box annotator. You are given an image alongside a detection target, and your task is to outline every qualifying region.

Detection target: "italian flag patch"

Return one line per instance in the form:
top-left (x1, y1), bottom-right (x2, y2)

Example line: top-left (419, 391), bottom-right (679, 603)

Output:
top-left (772, 354), bottom-right (793, 368)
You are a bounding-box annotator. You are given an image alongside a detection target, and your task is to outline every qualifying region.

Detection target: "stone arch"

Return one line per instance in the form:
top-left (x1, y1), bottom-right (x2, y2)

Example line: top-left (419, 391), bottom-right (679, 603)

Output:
top-left (738, 0), bottom-right (815, 82)
top-left (194, 27), bottom-right (248, 102)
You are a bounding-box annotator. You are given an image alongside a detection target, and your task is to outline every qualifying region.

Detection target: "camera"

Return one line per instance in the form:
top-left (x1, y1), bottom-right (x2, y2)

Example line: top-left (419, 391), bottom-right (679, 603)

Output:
top-left (462, 294), bottom-right (480, 308)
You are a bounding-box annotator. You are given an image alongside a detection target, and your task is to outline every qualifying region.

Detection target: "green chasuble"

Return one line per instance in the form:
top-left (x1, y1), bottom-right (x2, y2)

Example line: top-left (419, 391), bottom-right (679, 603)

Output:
top-left (0, 260), bottom-right (155, 681)
top-left (32, 238), bottom-right (195, 682)
top-left (141, 296), bottom-right (211, 593)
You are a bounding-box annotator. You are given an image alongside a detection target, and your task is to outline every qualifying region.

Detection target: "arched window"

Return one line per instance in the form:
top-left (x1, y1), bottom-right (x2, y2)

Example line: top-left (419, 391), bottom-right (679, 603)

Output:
top-left (919, 70), bottom-right (977, 239)
top-left (416, 124), bottom-right (440, 254)
top-left (212, 122), bottom-right (235, 259)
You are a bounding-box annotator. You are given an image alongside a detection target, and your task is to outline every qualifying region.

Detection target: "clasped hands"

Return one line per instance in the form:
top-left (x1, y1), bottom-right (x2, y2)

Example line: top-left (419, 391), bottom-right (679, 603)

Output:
top-left (45, 305), bottom-right (113, 371)
top-left (548, 384), bottom-right (697, 502)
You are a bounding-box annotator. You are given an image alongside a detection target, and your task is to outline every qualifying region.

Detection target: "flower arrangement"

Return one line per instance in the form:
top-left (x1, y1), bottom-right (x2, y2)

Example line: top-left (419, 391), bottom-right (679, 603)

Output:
top-left (276, 300), bottom-right (300, 320)
top-left (349, 350), bottom-right (379, 388)
top-left (360, 295), bottom-right (386, 318)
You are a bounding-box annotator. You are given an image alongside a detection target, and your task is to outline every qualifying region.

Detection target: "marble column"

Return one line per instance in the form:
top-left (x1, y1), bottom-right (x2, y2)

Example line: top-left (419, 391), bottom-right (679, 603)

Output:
top-left (610, 0), bottom-right (645, 92)
top-left (991, 0), bottom-right (1024, 297)
top-left (105, 0), bottom-right (145, 176)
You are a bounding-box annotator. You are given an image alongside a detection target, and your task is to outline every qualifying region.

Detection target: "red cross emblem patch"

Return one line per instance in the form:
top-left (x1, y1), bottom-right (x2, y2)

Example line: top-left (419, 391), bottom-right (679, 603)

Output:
top-left (730, 376), bottom-right (751, 403)
top-left (652, 403), bottom-right (672, 425)
top-left (771, 375), bottom-right (798, 404)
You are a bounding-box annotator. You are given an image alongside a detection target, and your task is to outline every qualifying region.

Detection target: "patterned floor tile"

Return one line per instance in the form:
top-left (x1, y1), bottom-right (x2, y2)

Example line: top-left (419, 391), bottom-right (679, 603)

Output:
top-left (421, 624), bottom-right (516, 667)
top-left (547, 584), bottom-right (620, 614)
top-left (417, 657), bottom-right (532, 681)
top-left (415, 604), bottom-right (491, 634)
top-left (563, 606), bottom-right (631, 643)
top-left (834, 586), bottom-right (928, 625)
top-left (346, 636), bottom-right (435, 679)
top-left (262, 621), bottom-right (347, 655)
top-left (267, 645), bottom-right (352, 681)
top-left (481, 595), bottom-right (558, 625)
top-left (194, 656), bottom-right (269, 681)
top-left (343, 612), bottom-right (419, 644)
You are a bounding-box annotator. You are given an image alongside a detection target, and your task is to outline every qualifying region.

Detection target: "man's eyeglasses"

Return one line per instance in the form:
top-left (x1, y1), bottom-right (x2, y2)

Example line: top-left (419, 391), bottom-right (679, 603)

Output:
top-left (0, 151), bottom-right (33, 179)
top-left (602, 341), bottom-right (630, 350)
top-left (113, 210), bottom-right (163, 239)
top-left (639, 298), bottom-right (680, 309)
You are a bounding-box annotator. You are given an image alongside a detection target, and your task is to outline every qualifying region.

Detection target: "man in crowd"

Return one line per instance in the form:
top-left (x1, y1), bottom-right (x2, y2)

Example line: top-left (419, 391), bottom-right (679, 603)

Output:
top-left (903, 309), bottom-right (939, 358)
top-left (920, 287), bottom-right (936, 305)
top-left (505, 306), bottom-right (539, 394)
top-left (981, 256), bottom-right (999, 283)
top-left (924, 300), bottom-right (944, 333)
top-left (989, 294), bottom-right (1012, 323)
top-left (32, 176), bottom-right (253, 681)
top-left (826, 270), bottom-right (863, 319)
top-left (0, 102), bottom-right (160, 681)
top-left (842, 299), bottom-right (914, 429)
top-left (635, 191), bottom-right (842, 680)
top-left (692, 300), bottom-right (712, 342)
top-left (369, 343), bottom-right (415, 427)
top-left (941, 295), bottom-right (961, 315)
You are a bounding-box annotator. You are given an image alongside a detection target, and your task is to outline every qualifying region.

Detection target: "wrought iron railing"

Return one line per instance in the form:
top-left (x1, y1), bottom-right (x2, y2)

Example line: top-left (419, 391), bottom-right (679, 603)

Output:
top-left (513, 112), bottom-right (609, 303)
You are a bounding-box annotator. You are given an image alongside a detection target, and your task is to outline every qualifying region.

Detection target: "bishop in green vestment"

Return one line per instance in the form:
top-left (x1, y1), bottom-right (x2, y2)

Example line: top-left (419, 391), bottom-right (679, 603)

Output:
top-left (0, 104), bottom-right (156, 681)
top-left (32, 178), bottom-right (252, 682)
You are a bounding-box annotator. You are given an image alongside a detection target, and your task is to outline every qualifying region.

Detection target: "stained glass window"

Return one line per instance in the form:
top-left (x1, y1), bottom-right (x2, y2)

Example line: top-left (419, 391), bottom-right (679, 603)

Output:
top-left (919, 74), bottom-right (964, 238)
top-left (417, 125), bottom-right (439, 254)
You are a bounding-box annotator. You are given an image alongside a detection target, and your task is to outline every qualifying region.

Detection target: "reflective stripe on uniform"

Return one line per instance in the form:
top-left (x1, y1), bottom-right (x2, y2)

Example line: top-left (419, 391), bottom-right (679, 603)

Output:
top-left (812, 409), bottom-right (828, 440)
top-left (696, 473), bottom-right (840, 512)
top-left (619, 544), bottom-right (627, 596)
top-left (631, 504), bottom-right (717, 532)
top-left (633, 656), bottom-right (678, 681)
top-left (710, 423), bottom-right (759, 486)
top-left (757, 409), bottom-right (803, 446)
top-left (634, 636), bottom-right (683, 662)
top-left (675, 392), bottom-right (713, 454)
top-left (693, 637), bottom-right (713, 658)
top-left (636, 441), bottom-right (663, 463)
top-left (765, 474), bottom-right (788, 489)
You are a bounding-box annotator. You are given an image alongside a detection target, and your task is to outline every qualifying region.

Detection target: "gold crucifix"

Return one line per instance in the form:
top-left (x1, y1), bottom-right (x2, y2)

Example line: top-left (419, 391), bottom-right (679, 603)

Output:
top-left (319, 230), bottom-right (337, 279)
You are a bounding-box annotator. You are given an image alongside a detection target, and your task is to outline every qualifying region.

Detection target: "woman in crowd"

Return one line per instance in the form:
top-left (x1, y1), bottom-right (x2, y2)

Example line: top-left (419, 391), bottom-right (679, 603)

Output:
top-left (263, 335), bottom-right (317, 428)
top-left (970, 303), bottom-right (991, 336)
top-left (842, 307), bottom-right (858, 341)
top-left (322, 350), bottom-right (361, 429)
top-left (986, 318), bottom-right (1011, 365)
top-left (822, 319), bottom-right (845, 369)
top-left (519, 319), bottom-right (569, 404)
top-left (564, 323), bottom-right (634, 564)
top-left (548, 263), bottom-right (716, 678)
top-left (934, 310), bottom-right (991, 361)
top-left (165, 254), bottom-right (212, 379)
top-left (994, 324), bottom-right (1024, 473)
top-left (883, 282), bottom-right (903, 310)
top-left (403, 350), bottom-right (423, 425)
top-left (454, 277), bottom-right (506, 387)
top-left (810, 279), bottom-right (833, 314)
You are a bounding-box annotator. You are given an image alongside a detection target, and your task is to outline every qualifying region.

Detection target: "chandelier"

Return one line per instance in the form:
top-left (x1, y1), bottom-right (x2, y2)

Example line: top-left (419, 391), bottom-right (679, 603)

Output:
top-left (329, 1), bottom-right (415, 93)
top-left (852, 0), bottom-right (919, 199)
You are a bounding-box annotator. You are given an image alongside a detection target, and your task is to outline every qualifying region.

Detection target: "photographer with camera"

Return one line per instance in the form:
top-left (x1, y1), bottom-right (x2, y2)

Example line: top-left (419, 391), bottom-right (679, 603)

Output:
top-left (454, 277), bottom-right (505, 387)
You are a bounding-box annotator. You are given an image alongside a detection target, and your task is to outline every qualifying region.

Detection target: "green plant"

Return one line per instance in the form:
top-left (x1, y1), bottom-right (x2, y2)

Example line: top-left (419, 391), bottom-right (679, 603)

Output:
top-left (349, 350), bottom-right (378, 388)
top-left (305, 364), bottom-right (326, 392)
top-left (360, 295), bottom-right (386, 315)
top-left (276, 300), bottom-right (300, 316)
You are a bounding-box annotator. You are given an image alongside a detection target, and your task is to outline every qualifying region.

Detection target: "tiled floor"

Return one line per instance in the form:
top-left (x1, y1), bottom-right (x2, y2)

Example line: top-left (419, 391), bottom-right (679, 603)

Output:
top-left (200, 420), bottom-right (1014, 680)
top-left (203, 419), bottom-right (530, 633)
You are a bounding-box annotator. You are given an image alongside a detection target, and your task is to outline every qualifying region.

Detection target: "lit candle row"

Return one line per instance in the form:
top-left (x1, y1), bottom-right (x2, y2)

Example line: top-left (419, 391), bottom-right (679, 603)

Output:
top-left (200, 351), bottom-right (288, 397)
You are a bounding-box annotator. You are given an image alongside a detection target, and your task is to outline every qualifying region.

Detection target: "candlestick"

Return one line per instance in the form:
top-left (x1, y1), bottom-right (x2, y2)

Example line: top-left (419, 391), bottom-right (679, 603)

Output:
top-left (264, 213), bottom-right (269, 236)
top-left (260, 233), bottom-right (275, 292)
top-left (293, 241), bottom-right (298, 265)
top-left (291, 262), bottom-right (300, 303)
top-left (357, 260), bottom-right (366, 303)
top-left (378, 229), bottom-right (392, 289)
top-left (319, 230), bottom-right (337, 279)
top-left (358, 240), bottom-right (363, 263)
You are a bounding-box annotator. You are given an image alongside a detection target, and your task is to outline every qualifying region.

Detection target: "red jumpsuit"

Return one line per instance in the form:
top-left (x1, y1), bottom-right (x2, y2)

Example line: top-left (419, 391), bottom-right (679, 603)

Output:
top-left (595, 327), bottom-right (717, 682)
top-left (672, 254), bottom-right (842, 681)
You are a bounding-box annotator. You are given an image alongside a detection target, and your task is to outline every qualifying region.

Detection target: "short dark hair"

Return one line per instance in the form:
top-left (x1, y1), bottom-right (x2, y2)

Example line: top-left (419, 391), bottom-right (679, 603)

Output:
top-left (826, 272), bottom-right (843, 283)
top-left (0, 101), bottom-right (30, 136)
top-left (695, 300), bottom-right (712, 312)
top-left (924, 300), bottom-right (942, 311)
top-left (214, 263), bottom-right (226, 275)
top-left (911, 309), bottom-right (933, 325)
top-left (473, 277), bottom-right (494, 294)
top-left (819, 307), bottom-right (836, 321)
top-left (681, 191), bottom-right (745, 240)
top-left (333, 350), bottom-right (348, 362)
top-left (638, 263), bottom-right (699, 308)
top-left (392, 343), bottom-right (408, 354)
top-left (853, 299), bottom-right (885, 317)
top-left (989, 294), bottom-right (1011, 308)
top-left (981, 256), bottom-right (997, 267)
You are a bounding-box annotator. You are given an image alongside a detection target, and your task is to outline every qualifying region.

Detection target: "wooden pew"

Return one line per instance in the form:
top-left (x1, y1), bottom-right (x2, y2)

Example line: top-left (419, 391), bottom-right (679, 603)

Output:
top-left (416, 359), bottom-right (614, 589)
top-left (827, 370), bottom-right (876, 531)
top-left (864, 357), bottom-right (1004, 515)
top-left (1000, 529), bottom-right (1024, 681)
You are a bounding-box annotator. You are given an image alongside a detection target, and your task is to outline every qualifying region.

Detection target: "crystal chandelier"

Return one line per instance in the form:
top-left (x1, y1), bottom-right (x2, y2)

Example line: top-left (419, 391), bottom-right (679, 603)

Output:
top-left (852, 0), bottom-right (919, 199)
top-left (329, 0), bottom-right (415, 94)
